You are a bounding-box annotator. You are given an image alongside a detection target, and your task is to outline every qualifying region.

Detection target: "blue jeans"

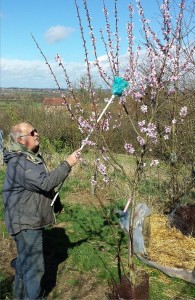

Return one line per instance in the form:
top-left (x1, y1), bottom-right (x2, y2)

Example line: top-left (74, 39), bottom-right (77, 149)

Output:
top-left (13, 229), bottom-right (44, 300)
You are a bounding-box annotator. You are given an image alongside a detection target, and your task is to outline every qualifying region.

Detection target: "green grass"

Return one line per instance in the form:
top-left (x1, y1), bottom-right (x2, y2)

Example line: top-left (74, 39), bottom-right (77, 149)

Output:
top-left (61, 177), bottom-right (90, 194)
top-left (0, 273), bottom-right (14, 300)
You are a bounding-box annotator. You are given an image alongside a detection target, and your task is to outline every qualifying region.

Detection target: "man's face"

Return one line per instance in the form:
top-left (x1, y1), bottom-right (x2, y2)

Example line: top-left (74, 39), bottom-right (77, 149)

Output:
top-left (18, 123), bottom-right (40, 152)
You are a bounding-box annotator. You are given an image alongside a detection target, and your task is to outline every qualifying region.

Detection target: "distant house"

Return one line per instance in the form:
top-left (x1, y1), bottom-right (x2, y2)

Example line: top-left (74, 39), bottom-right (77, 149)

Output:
top-left (42, 97), bottom-right (66, 112)
top-left (42, 97), bottom-right (64, 106)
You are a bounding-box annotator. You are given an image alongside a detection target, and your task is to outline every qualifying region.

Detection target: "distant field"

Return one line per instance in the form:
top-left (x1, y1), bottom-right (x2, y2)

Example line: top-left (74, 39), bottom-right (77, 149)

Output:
top-left (0, 88), bottom-right (66, 100)
top-left (0, 88), bottom-right (62, 112)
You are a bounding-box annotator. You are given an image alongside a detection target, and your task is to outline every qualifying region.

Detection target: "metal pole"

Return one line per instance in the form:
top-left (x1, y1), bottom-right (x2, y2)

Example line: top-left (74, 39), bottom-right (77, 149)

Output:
top-left (51, 95), bottom-right (116, 206)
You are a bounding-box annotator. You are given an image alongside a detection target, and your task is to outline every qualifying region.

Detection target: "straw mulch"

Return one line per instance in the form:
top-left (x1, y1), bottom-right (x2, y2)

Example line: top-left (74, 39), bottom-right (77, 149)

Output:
top-left (146, 214), bottom-right (195, 271)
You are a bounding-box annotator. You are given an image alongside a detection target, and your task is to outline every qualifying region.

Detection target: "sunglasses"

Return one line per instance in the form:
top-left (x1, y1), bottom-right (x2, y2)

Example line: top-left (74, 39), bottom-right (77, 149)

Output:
top-left (20, 129), bottom-right (38, 137)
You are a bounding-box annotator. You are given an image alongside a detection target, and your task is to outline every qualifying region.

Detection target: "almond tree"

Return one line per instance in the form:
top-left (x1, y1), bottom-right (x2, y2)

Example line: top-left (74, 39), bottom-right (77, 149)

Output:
top-left (33, 0), bottom-right (195, 285)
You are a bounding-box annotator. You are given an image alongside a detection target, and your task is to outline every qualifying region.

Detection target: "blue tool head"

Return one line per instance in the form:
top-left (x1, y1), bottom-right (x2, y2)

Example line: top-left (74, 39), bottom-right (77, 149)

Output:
top-left (111, 76), bottom-right (129, 97)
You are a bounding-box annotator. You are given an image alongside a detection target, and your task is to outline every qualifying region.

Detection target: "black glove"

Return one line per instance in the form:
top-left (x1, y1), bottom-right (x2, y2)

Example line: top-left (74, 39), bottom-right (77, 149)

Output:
top-left (53, 194), bottom-right (64, 213)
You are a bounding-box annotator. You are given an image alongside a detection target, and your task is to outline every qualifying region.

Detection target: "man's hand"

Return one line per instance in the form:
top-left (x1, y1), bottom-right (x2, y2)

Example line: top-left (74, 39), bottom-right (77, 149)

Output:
top-left (66, 149), bottom-right (81, 167)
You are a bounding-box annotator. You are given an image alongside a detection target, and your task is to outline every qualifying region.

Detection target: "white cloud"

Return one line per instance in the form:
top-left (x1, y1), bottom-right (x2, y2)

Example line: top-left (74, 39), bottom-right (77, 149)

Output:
top-left (97, 54), bottom-right (109, 63)
top-left (0, 51), bottom-right (132, 88)
top-left (0, 58), bottom-right (88, 88)
top-left (44, 26), bottom-right (75, 44)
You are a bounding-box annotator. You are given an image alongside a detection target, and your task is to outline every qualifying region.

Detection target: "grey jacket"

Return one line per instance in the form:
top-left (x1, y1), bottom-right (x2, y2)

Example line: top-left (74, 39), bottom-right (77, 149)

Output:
top-left (2, 150), bottom-right (71, 235)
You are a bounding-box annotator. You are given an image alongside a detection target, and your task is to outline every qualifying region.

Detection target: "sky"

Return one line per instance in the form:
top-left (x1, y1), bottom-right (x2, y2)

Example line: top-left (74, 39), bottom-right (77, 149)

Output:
top-left (0, 0), bottom-right (185, 89)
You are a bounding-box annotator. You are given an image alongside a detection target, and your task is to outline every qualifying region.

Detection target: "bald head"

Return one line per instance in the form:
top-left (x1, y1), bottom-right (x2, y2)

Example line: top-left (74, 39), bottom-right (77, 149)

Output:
top-left (10, 122), bottom-right (40, 152)
top-left (10, 122), bottom-right (33, 142)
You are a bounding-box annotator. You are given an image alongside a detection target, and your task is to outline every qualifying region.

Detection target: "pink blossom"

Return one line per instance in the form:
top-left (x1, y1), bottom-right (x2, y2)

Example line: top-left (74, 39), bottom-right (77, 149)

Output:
top-left (137, 136), bottom-right (146, 146)
top-left (124, 143), bottom-right (135, 154)
top-left (99, 147), bottom-right (107, 154)
top-left (91, 179), bottom-right (97, 186)
top-left (78, 116), bottom-right (94, 133)
top-left (141, 105), bottom-right (147, 113)
top-left (146, 123), bottom-right (157, 141)
top-left (138, 120), bottom-right (146, 132)
top-left (97, 163), bottom-right (107, 176)
top-left (103, 176), bottom-right (110, 183)
top-left (179, 106), bottom-right (187, 118)
top-left (168, 88), bottom-right (176, 95)
top-left (165, 126), bottom-right (171, 133)
top-left (102, 118), bottom-right (110, 131)
top-left (170, 75), bottom-right (178, 82)
top-left (81, 140), bottom-right (96, 147)
top-left (164, 134), bottom-right (169, 140)
top-left (128, 4), bottom-right (134, 13)
top-left (150, 159), bottom-right (159, 167)
top-left (55, 53), bottom-right (61, 63)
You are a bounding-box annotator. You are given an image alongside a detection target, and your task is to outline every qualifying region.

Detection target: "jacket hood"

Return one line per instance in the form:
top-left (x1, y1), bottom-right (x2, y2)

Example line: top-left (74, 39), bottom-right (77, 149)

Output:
top-left (3, 149), bottom-right (44, 165)
top-left (4, 141), bottom-right (43, 165)
top-left (3, 150), bottom-right (19, 164)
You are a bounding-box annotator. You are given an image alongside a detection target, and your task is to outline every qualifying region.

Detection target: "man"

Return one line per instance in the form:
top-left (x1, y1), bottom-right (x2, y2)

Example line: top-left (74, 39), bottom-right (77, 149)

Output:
top-left (2, 122), bottom-right (81, 299)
